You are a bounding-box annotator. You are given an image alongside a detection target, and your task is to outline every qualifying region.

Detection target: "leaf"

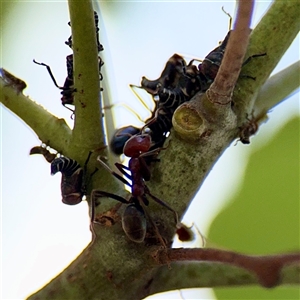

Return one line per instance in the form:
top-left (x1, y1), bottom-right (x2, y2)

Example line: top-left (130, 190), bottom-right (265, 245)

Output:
top-left (208, 116), bottom-right (299, 299)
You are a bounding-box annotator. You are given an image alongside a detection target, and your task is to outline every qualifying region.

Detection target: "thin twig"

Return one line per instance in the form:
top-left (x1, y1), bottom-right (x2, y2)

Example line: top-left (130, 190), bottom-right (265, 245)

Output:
top-left (153, 248), bottom-right (300, 288)
top-left (207, 0), bottom-right (254, 105)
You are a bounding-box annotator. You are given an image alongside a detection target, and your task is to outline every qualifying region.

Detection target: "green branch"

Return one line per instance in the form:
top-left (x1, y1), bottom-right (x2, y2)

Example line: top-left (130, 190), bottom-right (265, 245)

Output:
top-left (68, 1), bottom-right (105, 154)
top-left (254, 61), bottom-right (300, 115)
top-left (146, 259), bottom-right (300, 297)
top-left (234, 0), bottom-right (300, 120)
top-left (0, 79), bottom-right (72, 154)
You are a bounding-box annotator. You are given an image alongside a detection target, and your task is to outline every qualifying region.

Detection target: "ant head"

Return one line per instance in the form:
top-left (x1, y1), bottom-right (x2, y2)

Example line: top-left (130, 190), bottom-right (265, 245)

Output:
top-left (123, 134), bottom-right (151, 157)
top-left (110, 126), bottom-right (140, 155)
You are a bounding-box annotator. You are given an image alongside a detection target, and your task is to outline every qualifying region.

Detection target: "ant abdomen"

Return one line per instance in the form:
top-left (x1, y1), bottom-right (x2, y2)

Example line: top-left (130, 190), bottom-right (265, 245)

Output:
top-left (122, 203), bottom-right (147, 243)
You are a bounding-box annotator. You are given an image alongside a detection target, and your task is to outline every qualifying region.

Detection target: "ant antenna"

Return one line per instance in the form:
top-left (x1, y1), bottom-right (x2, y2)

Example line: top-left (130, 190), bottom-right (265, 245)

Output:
top-left (222, 6), bottom-right (232, 30)
top-left (33, 59), bottom-right (63, 90)
top-left (103, 102), bottom-right (145, 124)
top-left (129, 84), bottom-right (155, 113)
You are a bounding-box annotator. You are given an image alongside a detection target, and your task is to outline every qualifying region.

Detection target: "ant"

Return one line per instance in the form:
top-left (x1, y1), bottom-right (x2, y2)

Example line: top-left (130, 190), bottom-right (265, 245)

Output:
top-left (110, 125), bottom-right (141, 155)
top-left (51, 152), bottom-right (96, 205)
top-left (91, 134), bottom-right (179, 246)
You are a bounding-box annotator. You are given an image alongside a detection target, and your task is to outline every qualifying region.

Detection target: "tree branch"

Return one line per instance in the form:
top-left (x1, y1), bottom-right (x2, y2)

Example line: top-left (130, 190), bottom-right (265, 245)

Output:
top-left (254, 61), bottom-right (300, 115)
top-left (145, 250), bottom-right (300, 297)
top-left (207, 0), bottom-right (254, 105)
top-left (152, 248), bottom-right (300, 288)
top-left (1, 1), bottom-right (298, 299)
top-left (0, 77), bottom-right (72, 154)
top-left (68, 1), bottom-right (105, 154)
top-left (233, 0), bottom-right (300, 122)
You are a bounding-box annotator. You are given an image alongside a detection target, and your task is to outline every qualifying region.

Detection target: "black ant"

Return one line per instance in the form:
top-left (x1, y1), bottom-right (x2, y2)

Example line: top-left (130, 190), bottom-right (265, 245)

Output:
top-left (51, 152), bottom-right (96, 205)
top-left (91, 134), bottom-right (179, 245)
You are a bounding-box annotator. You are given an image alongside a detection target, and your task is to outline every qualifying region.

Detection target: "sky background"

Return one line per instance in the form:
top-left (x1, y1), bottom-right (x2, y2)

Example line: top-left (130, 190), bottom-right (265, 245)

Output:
top-left (1, 1), bottom-right (299, 299)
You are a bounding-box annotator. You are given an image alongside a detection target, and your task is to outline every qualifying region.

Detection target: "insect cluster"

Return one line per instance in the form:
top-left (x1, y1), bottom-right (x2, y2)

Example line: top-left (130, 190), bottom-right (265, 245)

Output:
top-left (29, 11), bottom-right (264, 246)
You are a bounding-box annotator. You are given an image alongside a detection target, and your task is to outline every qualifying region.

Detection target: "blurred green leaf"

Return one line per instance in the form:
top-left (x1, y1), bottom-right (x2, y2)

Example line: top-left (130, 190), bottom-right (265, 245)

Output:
top-left (208, 116), bottom-right (299, 299)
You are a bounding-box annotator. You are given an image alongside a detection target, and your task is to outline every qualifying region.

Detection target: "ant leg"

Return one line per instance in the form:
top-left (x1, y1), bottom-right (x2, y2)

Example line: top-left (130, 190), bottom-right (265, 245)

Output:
top-left (141, 107), bottom-right (166, 132)
top-left (138, 196), bottom-right (167, 248)
top-left (62, 104), bottom-right (75, 113)
top-left (145, 188), bottom-right (179, 226)
top-left (240, 53), bottom-right (267, 81)
top-left (193, 223), bottom-right (206, 247)
top-left (90, 189), bottom-right (129, 240)
top-left (90, 190), bottom-right (129, 221)
top-left (114, 163), bottom-right (132, 181)
top-left (138, 138), bottom-right (171, 161)
top-left (33, 59), bottom-right (62, 89)
top-left (103, 102), bottom-right (145, 123)
top-left (97, 156), bottom-right (132, 187)
top-left (129, 84), bottom-right (155, 114)
top-left (242, 53), bottom-right (267, 67)
top-left (221, 6), bottom-right (232, 30)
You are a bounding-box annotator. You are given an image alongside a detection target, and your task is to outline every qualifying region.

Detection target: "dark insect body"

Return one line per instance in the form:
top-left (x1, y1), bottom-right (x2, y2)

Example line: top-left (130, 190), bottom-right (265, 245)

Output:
top-left (198, 30), bottom-right (231, 82)
top-left (51, 153), bottom-right (94, 205)
top-left (110, 55), bottom-right (204, 156)
top-left (92, 134), bottom-right (178, 245)
top-left (176, 223), bottom-right (195, 242)
top-left (238, 112), bottom-right (267, 144)
top-left (33, 11), bottom-right (104, 112)
top-left (33, 55), bottom-right (75, 111)
top-left (111, 28), bottom-right (266, 156)
top-left (65, 10), bottom-right (104, 81)
top-left (141, 53), bottom-right (186, 95)
top-left (0, 68), bottom-right (27, 94)
top-left (29, 145), bottom-right (57, 163)
top-left (51, 156), bottom-right (84, 205)
top-left (110, 125), bottom-right (140, 155)
top-left (65, 11), bottom-right (104, 54)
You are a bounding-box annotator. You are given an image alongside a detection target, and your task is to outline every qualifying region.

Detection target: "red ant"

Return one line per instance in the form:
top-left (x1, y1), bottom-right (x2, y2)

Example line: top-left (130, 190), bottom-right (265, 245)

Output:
top-left (91, 133), bottom-right (179, 246)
